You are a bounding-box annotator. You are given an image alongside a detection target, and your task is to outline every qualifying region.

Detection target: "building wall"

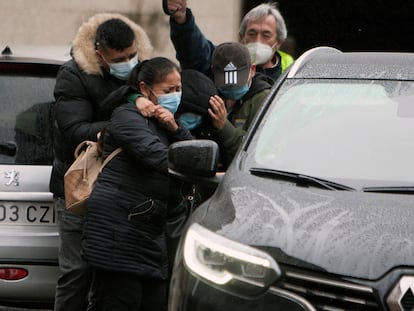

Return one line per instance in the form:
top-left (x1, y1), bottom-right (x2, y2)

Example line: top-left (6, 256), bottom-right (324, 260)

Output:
top-left (0, 0), bottom-right (241, 62)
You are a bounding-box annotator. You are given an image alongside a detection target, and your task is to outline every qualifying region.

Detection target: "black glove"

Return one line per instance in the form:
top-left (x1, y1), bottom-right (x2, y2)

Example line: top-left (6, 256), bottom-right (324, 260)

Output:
top-left (162, 0), bottom-right (178, 15)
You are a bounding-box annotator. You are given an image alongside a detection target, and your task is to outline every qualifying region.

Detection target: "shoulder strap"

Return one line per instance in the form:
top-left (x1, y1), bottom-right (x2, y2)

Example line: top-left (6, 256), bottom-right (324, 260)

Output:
top-left (99, 147), bottom-right (123, 173)
top-left (74, 140), bottom-right (93, 159)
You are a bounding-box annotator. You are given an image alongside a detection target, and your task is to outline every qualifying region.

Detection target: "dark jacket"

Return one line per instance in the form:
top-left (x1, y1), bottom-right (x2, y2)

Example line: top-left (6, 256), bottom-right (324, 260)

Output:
top-left (184, 72), bottom-right (272, 168)
top-left (82, 102), bottom-right (193, 279)
top-left (177, 67), bottom-right (272, 169)
top-left (50, 13), bottom-right (153, 197)
top-left (170, 9), bottom-right (291, 83)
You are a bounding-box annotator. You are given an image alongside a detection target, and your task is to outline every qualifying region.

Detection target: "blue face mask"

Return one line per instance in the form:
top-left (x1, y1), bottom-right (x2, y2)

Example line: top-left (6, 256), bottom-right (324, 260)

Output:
top-left (218, 84), bottom-right (249, 101)
top-left (179, 113), bottom-right (203, 130)
top-left (156, 91), bottom-right (182, 114)
top-left (108, 55), bottom-right (139, 80)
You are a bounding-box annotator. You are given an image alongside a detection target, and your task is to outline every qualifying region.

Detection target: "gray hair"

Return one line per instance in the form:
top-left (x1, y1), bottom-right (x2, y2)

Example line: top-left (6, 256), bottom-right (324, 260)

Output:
top-left (239, 3), bottom-right (287, 42)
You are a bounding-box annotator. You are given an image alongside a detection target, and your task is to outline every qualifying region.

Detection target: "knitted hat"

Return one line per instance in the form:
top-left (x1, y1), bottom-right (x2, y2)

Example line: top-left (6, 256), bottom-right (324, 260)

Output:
top-left (178, 69), bottom-right (218, 116)
top-left (212, 42), bottom-right (251, 89)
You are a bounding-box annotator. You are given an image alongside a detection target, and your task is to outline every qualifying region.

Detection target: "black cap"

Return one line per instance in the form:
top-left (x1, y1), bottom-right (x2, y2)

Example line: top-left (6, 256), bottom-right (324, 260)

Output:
top-left (212, 42), bottom-right (251, 89)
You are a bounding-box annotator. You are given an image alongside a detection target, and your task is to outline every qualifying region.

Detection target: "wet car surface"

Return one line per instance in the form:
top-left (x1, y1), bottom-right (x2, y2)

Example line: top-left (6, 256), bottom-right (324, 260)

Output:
top-left (167, 47), bottom-right (414, 311)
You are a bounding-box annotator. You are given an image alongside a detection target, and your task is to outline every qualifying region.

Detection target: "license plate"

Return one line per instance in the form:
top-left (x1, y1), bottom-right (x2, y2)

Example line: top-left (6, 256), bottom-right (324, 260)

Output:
top-left (0, 202), bottom-right (56, 225)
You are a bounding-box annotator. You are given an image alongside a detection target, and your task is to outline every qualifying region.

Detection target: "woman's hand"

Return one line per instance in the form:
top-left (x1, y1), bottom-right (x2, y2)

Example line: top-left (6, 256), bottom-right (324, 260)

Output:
top-left (154, 106), bottom-right (179, 132)
top-left (136, 96), bottom-right (157, 118)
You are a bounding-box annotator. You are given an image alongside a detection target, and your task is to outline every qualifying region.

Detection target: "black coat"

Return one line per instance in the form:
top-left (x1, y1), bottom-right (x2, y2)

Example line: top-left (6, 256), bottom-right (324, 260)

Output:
top-left (50, 60), bottom-right (127, 197)
top-left (82, 102), bottom-right (193, 279)
top-left (49, 13), bottom-right (153, 198)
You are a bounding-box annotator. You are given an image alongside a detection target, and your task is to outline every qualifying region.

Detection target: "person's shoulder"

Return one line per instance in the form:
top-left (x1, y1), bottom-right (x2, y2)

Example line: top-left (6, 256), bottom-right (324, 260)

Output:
top-left (252, 72), bottom-right (274, 87)
top-left (244, 73), bottom-right (272, 101)
top-left (113, 101), bottom-right (136, 113)
top-left (59, 57), bottom-right (77, 69)
top-left (112, 102), bottom-right (146, 122)
top-left (278, 50), bottom-right (295, 63)
top-left (57, 58), bottom-right (83, 78)
top-left (245, 87), bottom-right (270, 103)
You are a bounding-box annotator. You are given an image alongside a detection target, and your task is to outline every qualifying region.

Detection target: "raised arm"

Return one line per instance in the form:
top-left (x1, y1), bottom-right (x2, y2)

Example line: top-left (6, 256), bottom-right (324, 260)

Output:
top-left (168, 1), bottom-right (215, 77)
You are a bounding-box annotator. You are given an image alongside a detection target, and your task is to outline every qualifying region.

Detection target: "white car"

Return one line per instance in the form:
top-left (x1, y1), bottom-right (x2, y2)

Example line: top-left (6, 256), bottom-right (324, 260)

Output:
top-left (0, 45), bottom-right (68, 309)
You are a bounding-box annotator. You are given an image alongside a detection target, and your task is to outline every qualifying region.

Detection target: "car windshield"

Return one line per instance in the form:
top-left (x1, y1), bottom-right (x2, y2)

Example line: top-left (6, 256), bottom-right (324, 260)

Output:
top-left (246, 79), bottom-right (414, 189)
top-left (0, 71), bottom-right (56, 165)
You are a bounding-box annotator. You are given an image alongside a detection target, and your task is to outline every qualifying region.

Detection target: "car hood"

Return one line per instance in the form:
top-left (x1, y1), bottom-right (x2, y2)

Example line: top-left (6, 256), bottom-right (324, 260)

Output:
top-left (200, 170), bottom-right (414, 280)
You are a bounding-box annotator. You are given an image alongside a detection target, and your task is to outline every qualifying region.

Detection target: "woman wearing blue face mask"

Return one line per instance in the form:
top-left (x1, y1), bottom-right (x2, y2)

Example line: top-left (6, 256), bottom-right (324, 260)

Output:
top-left (136, 59), bottom-right (183, 128)
top-left (82, 57), bottom-right (192, 311)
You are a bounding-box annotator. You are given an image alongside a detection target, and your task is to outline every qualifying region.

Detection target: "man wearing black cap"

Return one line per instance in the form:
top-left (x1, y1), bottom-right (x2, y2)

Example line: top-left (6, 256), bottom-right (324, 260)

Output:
top-left (208, 42), bottom-right (271, 167)
top-left (173, 43), bottom-right (271, 168)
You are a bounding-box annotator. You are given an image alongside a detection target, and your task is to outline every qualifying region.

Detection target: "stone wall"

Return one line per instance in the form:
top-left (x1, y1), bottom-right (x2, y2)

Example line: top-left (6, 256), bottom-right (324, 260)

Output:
top-left (0, 0), bottom-right (241, 62)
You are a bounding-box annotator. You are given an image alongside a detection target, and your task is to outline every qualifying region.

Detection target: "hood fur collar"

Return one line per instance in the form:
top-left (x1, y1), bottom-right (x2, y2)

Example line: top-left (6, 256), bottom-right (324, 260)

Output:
top-left (71, 13), bottom-right (153, 76)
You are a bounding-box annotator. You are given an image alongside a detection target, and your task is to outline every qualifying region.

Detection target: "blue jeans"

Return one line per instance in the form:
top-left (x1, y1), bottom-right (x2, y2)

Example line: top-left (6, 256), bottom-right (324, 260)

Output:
top-left (54, 198), bottom-right (93, 311)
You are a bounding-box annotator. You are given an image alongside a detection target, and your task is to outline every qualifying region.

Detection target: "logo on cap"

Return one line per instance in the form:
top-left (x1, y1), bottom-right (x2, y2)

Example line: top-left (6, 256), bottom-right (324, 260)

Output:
top-left (224, 62), bottom-right (238, 85)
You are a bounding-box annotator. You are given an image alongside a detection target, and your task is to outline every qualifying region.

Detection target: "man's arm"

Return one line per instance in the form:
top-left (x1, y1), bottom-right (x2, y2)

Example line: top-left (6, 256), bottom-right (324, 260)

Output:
top-left (169, 2), bottom-right (215, 76)
top-left (53, 64), bottom-right (106, 150)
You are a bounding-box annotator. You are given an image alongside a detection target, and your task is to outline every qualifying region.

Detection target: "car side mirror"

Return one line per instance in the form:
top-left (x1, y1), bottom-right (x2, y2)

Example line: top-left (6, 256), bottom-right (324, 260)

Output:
top-left (168, 140), bottom-right (222, 185)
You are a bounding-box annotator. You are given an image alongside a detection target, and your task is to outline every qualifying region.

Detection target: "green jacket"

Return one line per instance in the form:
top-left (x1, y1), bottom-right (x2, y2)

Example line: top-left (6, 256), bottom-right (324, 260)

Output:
top-left (280, 50), bottom-right (295, 72)
top-left (214, 73), bottom-right (271, 166)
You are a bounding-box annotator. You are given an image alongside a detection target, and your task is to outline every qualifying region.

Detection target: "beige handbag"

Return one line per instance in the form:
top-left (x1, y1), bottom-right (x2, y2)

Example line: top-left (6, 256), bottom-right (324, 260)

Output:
top-left (64, 140), bottom-right (122, 216)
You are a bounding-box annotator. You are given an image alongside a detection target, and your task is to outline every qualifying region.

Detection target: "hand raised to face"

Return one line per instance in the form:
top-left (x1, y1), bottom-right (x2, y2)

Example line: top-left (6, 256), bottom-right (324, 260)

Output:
top-left (154, 106), bottom-right (179, 132)
top-left (208, 95), bottom-right (227, 130)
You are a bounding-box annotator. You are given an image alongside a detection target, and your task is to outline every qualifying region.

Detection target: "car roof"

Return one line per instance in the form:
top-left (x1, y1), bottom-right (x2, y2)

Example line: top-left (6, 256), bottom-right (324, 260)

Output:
top-left (288, 47), bottom-right (414, 81)
top-left (0, 45), bottom-right (71, 65)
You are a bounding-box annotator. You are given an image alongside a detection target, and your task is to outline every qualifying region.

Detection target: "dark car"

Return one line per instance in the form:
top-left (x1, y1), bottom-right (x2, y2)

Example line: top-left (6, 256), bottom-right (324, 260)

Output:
top-left (167, 47), bottom-right (414, 311)
top-left (0, 46), bottom-right (68, 308)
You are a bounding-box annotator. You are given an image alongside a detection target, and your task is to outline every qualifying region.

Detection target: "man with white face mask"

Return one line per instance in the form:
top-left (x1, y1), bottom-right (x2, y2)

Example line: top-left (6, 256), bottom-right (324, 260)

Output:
top-left (165, 1), bottom-right (294, 82)
top-left (50, 14), bottom-right (152, 311)
top-left (240, 3), bottom-right (294, 80)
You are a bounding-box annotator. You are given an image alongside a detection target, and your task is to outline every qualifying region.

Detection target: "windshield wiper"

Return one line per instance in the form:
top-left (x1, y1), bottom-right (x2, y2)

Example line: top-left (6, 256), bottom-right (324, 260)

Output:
top-left (363, 186), bottom-right (414, 194)
top-left (250, 167), bottom-right (355, 191)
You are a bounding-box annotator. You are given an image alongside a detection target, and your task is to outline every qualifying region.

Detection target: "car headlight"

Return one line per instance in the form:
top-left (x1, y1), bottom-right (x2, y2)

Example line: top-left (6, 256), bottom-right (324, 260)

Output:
top-left (183, 223), bottom-right (281, 298)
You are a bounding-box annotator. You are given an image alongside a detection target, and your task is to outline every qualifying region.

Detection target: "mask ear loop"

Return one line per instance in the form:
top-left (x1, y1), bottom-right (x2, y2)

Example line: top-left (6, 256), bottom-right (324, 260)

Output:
top-left (162, 0), bottom-right (178, 15)
top-left (148, 88), bottom-right (160, 106)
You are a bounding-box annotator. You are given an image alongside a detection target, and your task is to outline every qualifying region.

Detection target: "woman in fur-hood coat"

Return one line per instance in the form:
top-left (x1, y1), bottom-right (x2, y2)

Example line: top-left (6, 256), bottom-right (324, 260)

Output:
top-left (50, 12), bottom-right (153, 198)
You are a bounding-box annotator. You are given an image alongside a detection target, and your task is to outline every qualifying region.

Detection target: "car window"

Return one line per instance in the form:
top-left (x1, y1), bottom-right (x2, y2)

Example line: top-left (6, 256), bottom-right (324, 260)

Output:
top-left (0, 74), bottom-right (56, 165)
top-left (248, 79), bottom-right (414, 187)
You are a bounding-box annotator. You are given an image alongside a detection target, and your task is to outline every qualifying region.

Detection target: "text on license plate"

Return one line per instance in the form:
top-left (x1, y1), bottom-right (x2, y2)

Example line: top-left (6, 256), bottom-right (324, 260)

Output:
top-left (0, 202), bottom-right (55, 225)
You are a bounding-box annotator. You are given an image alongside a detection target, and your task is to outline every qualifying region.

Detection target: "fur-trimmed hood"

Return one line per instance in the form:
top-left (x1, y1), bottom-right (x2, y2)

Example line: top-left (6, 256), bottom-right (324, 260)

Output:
top-left (71, 13), bottom-right (153, 76)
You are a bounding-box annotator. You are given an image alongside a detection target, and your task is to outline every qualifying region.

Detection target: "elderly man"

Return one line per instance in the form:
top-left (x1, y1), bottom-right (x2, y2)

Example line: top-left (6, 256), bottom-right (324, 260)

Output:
top-left (166, 0), bottom-right (294, 82)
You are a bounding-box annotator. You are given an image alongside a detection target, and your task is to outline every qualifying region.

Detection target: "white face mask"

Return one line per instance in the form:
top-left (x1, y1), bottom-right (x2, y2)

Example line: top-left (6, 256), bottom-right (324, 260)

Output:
top-left (246, 42), bottom-right (274, 65)
top-left (107, 55), bottom-right (139, 80)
